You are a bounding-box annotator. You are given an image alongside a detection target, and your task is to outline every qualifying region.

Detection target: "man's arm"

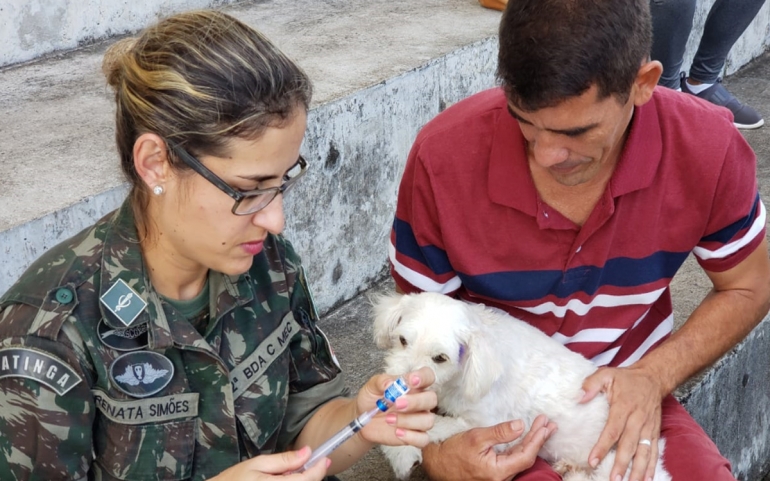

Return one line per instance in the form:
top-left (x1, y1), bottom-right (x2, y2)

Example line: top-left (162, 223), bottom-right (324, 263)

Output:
top-left (582, 237), bottom-right (770, 481)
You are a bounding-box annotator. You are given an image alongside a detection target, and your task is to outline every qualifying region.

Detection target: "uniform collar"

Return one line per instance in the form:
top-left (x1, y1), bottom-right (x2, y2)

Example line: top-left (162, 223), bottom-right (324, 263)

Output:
top-left (98, 201), bottom-right (253, 350)
top-left (488, 93), bottom-right (663, 214)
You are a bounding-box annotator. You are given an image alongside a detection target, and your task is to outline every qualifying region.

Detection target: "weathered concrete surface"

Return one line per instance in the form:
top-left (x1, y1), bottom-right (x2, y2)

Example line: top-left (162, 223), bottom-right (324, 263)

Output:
top-left (4, 0), bottom-right (770, 71)
top-left (678, 317), bottom-right (770, 481)
top-left (692, 0), bottom-right (770, 77)
top-left (0, 0), bottom-right (244, 68)
top-left (0, 0), bottom-right (502, 309)
top-left (287, 39), bottom-right (498, 311)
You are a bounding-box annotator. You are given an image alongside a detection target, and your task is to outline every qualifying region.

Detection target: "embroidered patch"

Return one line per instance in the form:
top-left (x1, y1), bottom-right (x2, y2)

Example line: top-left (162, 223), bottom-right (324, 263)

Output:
top-left (110, 351), bottom-right (174, 398)
top-left (0, 348), bottom-right (82, 395)
top-left (100, 279), bottom-right (147, 327)
top-left (92, 389), bottom-right (198, 425)
top-left (98, 319), bottom-right (149, 351)
top-left (229, 313), bottom-right (300, 399)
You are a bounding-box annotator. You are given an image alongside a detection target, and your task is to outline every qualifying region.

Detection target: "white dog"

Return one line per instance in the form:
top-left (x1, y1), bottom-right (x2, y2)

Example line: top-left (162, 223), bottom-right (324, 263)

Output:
top-left (372, 292), bottom-right (671, 481)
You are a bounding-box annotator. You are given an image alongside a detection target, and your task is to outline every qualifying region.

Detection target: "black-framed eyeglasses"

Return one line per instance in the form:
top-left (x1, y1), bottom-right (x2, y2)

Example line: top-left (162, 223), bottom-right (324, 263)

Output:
top-left (166, 140), bottom-right (308, 216)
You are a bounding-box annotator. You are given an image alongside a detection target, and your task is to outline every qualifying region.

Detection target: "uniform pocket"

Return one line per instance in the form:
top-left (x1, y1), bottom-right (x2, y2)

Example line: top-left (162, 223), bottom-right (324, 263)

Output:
top-left (234, 361), bottom-right (289, 452)
top-left (94, 417), bottom-right (196, 480)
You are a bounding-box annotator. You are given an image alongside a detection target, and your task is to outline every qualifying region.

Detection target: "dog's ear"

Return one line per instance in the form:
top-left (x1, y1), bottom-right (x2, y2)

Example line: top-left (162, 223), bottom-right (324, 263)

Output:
top-left (371, 293), bottom-right (405, 349)
top-left (459, 304), bottom-right (503, 401)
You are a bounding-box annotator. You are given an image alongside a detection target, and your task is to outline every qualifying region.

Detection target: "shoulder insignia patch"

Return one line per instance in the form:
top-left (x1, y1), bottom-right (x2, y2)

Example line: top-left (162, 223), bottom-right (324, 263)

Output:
top-left (110, 351), bottom-right (174, 398)
top-left (98, 319), bottom-right (149, 351)
top-left (100, 279), bottom-right (147, 327)
top-left (0, 347), bottom-right (82, 395)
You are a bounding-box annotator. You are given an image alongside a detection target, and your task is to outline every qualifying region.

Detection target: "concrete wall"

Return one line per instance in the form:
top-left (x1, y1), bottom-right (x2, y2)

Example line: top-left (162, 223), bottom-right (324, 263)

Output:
top-left (4, 0), bottom-right (770, 70)
top-left (680, 315), bottom-right (770, 481)
top-left (0, 0), bottom-right (240, 68)
top-left (691, 0), bottom-right (770, 77)
top-left (285, 39), bottom-right (498, 310)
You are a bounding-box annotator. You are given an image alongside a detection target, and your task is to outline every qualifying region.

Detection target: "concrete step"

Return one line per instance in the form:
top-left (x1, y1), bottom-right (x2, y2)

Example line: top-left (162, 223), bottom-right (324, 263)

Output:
top-left (0, 0), bottom-right (503, 310)
top-left (3, 0), bottom-right (770, 312)
top-left (5, 0), bottom-right (770, 72)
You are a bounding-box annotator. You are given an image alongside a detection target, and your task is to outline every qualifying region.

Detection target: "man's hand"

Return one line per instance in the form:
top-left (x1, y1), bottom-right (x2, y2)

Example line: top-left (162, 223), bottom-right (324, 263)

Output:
top-left (581, 366), bottom-right (664, 481)
top-left (422, 414), bottom-right (557, 481)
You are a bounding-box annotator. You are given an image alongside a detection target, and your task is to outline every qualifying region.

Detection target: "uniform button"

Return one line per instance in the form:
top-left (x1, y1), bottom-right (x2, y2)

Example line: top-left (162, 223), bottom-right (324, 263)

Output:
top-left (576, 246), bottom-right (582, 253)
top-left (55, 288), bottom-right (74, 304)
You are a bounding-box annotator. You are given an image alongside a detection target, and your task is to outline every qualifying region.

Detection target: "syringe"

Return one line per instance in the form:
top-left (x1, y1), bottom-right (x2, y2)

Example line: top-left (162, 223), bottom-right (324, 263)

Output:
top-left (299, 377), bottom-right (410, 472)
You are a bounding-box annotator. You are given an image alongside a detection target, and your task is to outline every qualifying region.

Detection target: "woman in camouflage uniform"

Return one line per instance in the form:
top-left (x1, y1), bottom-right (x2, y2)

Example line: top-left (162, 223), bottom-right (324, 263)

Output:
top-left (0, 10), bottom-right (437, 481)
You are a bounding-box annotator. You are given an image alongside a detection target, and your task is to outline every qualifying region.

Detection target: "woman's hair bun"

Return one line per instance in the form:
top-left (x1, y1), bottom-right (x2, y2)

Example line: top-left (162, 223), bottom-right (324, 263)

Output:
top-left (102, 37), bottom-right (138, 89)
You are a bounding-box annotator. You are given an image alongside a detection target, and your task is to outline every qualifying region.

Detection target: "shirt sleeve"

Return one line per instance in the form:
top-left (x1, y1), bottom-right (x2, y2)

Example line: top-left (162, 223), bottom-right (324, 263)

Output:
top-left (693, 127), bottom-right (766, 272)
top-left (390, 140), bottom-right (461, 294)
top-left (275, 375), bottom-right (349, 451)
top-left (0, 303), bottom-right (95, 480)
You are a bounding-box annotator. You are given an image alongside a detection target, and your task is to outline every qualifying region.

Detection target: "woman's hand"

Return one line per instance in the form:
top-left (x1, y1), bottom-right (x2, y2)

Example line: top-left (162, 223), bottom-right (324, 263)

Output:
top-left (211, 446), bottom-right (328, 480)
top-left (357, 366), bottom-right (438, 447)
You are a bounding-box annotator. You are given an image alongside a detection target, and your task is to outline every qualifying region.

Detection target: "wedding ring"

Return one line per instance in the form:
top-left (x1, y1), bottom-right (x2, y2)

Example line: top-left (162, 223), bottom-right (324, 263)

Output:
top-left (638, 439), bottom-right (652, 446)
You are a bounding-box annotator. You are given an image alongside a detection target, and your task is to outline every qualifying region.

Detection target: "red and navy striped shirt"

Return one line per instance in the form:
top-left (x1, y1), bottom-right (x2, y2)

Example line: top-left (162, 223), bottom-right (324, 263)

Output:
top-left (390, 87), bottom-right (765, 368)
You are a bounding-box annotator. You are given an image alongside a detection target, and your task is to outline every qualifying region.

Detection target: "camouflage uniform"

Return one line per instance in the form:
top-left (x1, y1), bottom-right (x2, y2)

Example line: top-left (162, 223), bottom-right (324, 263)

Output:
top-left (0, 201), bottom-right (346, 480)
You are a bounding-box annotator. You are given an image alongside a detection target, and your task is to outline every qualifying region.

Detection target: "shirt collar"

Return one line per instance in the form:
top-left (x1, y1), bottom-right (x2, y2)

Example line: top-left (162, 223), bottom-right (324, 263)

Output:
top-left (488, 93), bottom-right (663, 213)
top-left (609, 95), bottom-right (663, 197)
top-left (488, 100), bottom-right (539, 216)
top-left (98, 201), bottom-right (253, 349)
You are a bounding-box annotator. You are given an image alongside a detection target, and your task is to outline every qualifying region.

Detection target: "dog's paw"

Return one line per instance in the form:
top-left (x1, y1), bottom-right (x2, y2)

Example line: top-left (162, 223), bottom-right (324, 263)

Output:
top-left (551, 459), bottom-right (596, 481)
top-left (381, 445), bottom-right (423, 480)
top-left (552, 459), bottom-right (571, 476)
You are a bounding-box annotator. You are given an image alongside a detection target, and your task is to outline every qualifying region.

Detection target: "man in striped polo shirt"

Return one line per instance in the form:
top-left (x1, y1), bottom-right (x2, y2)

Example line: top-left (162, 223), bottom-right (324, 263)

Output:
top-left (389, 0), bottom-right (770, 480)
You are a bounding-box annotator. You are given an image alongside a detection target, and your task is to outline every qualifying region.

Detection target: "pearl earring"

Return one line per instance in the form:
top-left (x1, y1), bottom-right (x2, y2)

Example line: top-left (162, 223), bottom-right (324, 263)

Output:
top-left (153, 185), bottom-right (164, 196)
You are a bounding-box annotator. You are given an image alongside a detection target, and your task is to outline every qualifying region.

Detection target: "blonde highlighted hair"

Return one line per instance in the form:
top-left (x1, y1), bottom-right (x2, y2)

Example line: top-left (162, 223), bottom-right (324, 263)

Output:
top-left (102, 10), bottom-right (312, 233)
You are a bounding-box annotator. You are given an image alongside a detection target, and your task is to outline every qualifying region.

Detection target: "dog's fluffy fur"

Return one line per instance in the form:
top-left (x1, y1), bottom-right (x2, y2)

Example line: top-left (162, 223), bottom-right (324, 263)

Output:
top-left (373, 292), bottom-right (671, 481)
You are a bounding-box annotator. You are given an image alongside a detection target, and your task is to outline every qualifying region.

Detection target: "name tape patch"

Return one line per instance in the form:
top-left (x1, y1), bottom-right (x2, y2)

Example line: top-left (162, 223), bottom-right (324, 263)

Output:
top-left (230, 314), bottom-right (300, 399)
top-left (92, 389), bottom-right (199, 425)
top-left (0, 348), bottom-right (82, 395)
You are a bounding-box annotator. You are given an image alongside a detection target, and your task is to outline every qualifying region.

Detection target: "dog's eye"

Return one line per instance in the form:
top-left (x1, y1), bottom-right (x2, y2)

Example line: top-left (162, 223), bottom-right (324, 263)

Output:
top-left (399, 336), bottom-right (408, 347)
top-left (432, 354), bottom-right (449, 363)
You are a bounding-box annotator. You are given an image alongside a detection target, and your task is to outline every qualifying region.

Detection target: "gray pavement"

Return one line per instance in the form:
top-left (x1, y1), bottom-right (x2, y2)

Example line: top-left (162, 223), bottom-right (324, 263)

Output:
top-left (319, 50), bottom-right (770, 481)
